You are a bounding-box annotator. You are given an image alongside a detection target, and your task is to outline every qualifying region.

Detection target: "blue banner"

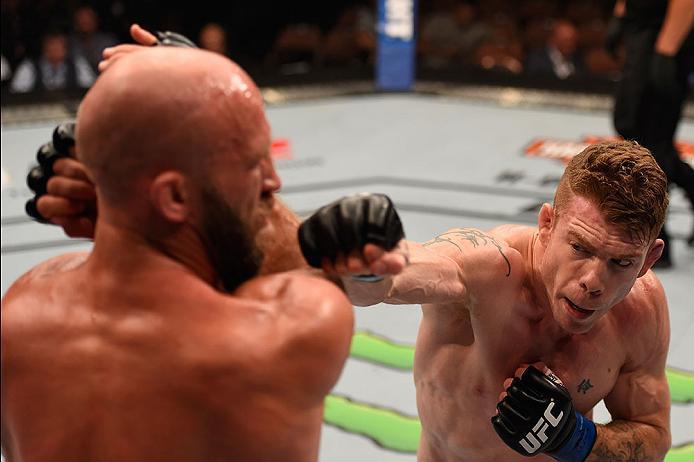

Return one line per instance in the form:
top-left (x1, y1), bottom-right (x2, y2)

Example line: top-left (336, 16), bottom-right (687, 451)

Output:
top-left (376, 0), bottom-right (417, 91)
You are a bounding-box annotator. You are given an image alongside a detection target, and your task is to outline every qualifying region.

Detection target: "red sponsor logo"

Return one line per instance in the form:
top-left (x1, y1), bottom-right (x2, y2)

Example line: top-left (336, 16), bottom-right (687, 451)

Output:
top-left (271, 138), bottom-right (292, 160)
top-left (525, 136), bottom-right (694, 168)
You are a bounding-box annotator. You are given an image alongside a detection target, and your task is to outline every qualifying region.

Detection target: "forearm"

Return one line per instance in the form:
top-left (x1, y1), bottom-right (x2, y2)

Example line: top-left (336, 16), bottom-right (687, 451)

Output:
top-left (342, 242), bottom-right (465, 307)
top-left (587, 420), bottom-right (670, 461)
top-left (256, 196), bottom-right (308, 275)
top-left (655, 0), bottom-right (694, 55)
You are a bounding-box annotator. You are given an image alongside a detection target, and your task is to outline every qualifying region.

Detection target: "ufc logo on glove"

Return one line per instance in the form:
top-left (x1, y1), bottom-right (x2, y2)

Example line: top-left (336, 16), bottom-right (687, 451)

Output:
top-left (519, 400), bottom-right (564, 454)
top-left (492, 366), bottom-right (596, 462)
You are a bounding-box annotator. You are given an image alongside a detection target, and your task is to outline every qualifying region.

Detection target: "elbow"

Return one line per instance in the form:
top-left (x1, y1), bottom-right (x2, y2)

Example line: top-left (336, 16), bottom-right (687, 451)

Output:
top-left (638, 423), bottom-right (671, 461)
top-left (655, 427), bottom-right (671, 460)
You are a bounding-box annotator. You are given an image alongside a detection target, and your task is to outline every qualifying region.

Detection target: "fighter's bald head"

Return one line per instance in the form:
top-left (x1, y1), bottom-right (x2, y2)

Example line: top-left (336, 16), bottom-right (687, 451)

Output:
top-left (77, 47), bottom-right (268, 205)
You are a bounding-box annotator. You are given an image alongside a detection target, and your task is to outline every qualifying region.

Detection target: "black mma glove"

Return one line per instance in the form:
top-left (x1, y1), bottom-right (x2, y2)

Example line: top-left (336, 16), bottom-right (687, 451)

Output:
top-left (298, 193), bottom-right (405, 268)
top-left (25, 122), bottom-right (76, 222)
top-left (155, 31), bottom-right (198, 48)
top-left (650, 52), bottom-right (679, 99)
top-left (491, 366), bottom-right (596, 461)
top-left (604, 16), bottom-right (624, 58)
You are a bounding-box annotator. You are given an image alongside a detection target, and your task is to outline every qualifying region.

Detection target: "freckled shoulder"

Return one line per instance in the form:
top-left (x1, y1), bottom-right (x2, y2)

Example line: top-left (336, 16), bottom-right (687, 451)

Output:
top-left (622, 271), bottom-right (668, 325)
top-left (233, 272), bottom-right (354, 401)
top-left (2, 252), bottom-right (90, 301)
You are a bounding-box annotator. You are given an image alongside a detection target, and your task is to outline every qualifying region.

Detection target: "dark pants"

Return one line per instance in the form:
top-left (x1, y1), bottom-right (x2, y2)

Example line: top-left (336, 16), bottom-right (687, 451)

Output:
top-left (614, 25), bottom-right (694, 257)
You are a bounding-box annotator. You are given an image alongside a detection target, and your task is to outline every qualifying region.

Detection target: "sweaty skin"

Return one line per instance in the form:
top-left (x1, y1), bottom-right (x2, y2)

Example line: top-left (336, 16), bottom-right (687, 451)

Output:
top-left (341, 196), bottom-right (670, 462)
top-left (1, 48), bottom-right (354, 462)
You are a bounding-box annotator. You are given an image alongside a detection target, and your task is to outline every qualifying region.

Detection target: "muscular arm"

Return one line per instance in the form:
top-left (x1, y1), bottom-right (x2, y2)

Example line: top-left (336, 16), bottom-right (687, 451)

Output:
top-left (342, 228), bottom-right (517, 307)
top-left (655, 0), bottom-right (694, 55)
top-left (587, 283), bottom-right (671, 461)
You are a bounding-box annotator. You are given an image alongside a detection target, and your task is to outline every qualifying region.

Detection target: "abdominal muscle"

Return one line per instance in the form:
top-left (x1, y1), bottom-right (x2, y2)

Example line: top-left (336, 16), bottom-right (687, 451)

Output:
top-left (414, 343), bottom-right (554, 462)
top-left (413, 298), bottom-right (560, 462)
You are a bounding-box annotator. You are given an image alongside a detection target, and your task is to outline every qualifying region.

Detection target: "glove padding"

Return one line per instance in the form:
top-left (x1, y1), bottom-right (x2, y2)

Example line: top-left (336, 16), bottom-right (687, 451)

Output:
top-left (25, 122), bottom-right (76, 222)
top-left (491, 366), bottom-right (576, 457)
top-left (155, 31), bottom-right (198, 48)
top-left (298, 193), bottom-right (405, 268)
top-left (604, 16), bottom-right (624, 58)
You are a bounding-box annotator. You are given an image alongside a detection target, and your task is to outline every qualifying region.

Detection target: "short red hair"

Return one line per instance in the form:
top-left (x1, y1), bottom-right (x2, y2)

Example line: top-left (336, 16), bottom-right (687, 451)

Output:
top-left (554, 141), bottom-right (668, 245)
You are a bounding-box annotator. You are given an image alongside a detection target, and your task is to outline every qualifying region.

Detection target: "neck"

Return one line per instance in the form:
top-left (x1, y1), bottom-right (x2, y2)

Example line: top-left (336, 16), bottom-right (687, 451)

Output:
top-left (527, 232), bottom-right (547, 309)
top-left (88, 216), bottom-right (218, 288)
top-left (527, 232), bottom-right (573, 341)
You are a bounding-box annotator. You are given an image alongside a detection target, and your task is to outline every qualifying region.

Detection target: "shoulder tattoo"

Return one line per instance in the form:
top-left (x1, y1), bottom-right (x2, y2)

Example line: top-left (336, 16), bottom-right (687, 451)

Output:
top-left (423, 228), bottom-right (511, 277)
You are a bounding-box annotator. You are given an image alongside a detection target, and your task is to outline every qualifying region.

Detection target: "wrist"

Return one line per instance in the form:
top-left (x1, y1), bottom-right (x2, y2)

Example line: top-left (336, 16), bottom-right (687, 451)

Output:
top-left (654, 41), bottom-right (678, 57)
top-left (548, 411), bottom-right (597, 462)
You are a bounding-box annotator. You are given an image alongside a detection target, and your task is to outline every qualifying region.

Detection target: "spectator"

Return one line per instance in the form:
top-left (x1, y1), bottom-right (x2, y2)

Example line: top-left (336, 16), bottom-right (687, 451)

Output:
top-left (267, 23), bottom-right (322, 72)
top-left (10, 31), bottom-right (95, 93)
top-left (525, 19), bottom-right (583, 79)
top-left (199, 22), bottom-right (228, 56)
top-left (471, 13), bottom-right (523, 74)
top-left (354, 1), bottom-right (376, 62)
top-left (319, 4), bottom-right (375, 67)
top-left (70, 6), bottom-right (117, 73)
top-left (523, 18), bottom-right (552, 54)
top-left (419, 0), bottom-right (490, 69)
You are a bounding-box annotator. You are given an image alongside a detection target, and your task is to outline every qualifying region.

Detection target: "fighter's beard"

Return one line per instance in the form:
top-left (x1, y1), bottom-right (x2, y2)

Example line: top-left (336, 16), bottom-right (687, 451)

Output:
top-left (200, 186), bottom-right (264, 293)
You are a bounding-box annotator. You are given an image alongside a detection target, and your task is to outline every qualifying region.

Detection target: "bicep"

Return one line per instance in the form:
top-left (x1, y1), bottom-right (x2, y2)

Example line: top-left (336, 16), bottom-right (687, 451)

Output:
top-left (604, 304), bottom-right (670, 431)
top-left (604, 367), bottom-right (670, 430)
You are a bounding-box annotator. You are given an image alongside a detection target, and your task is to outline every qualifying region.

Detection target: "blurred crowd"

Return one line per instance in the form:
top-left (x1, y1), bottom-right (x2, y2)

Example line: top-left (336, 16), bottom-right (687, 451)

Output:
top-left (419, 0), bottom-right (620, 78)
top-left (1, 0), bottom-right (624, 95)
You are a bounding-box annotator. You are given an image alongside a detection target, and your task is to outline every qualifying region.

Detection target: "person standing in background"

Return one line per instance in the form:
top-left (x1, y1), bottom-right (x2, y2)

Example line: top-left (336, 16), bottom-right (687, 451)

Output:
top-left (609, 0), bottom-right (694, 267)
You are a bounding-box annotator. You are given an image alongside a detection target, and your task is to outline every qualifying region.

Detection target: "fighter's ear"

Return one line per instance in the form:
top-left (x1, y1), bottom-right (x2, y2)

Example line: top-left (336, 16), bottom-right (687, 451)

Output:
top-left (149, 171), bottom-right (189, 223)
top-left (638, 238), bottom-right (664, 277)
top-left (538, 203), bottom-right (554, 245)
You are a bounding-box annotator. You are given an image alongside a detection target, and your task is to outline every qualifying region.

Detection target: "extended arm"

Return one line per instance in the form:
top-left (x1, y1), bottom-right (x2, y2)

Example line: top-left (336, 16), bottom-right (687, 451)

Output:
top-left (341, 227), bottom-right (518, 307)
top-left (341, 240), bottom-right (463, 306)
top-left (655, 0), bottom-right (694, 56)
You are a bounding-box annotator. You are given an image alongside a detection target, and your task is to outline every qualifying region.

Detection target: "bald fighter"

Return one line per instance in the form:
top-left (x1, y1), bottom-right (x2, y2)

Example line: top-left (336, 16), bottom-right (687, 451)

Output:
top-left (305, 142), bottom-right (670, 461)
top-left (2, 47), bottom-right (377, 462)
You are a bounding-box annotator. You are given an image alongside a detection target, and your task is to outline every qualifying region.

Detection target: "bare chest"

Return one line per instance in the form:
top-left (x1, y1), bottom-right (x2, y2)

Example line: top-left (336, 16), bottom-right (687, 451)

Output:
top-left (414, 302), bottom-right (625, 460)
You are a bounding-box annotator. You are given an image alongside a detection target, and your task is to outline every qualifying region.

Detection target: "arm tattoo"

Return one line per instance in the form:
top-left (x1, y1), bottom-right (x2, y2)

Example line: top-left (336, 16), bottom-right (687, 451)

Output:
top-left (423, 228), bottom-right (511, 276)
top-left (588, 421), bottom-right (660, 462)
top-left (591, 439), bottom-right (648, 461)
